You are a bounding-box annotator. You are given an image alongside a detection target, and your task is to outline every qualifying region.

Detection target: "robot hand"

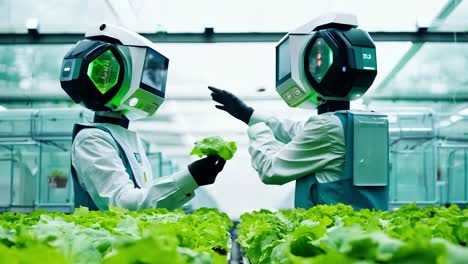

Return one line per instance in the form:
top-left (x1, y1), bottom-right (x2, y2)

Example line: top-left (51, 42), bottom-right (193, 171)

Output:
top-left (188, 156), bottom-right (226, 186)
top-left (209, 86), bottom-right (254, 124)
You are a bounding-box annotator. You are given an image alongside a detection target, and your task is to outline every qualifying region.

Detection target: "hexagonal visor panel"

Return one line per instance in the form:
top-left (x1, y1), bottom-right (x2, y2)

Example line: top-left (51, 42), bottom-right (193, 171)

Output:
top-left (87, 50), bottom-right (120, 95)
top-left (307, 38), bottom-right (333, 84)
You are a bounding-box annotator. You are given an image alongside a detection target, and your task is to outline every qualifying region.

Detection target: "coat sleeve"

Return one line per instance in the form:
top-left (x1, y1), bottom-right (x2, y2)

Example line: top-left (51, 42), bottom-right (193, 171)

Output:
top-left (248, 111), bottom-right (304, 144)
top-left (247, 115), bottom-right (345, 185)
top-left (72, 129), bottom-right (198, 211)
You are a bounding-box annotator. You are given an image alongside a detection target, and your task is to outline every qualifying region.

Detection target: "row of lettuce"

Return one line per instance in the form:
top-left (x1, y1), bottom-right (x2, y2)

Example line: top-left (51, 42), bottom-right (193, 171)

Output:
top-left (237, 204), bottom-right (468, 264)
top-left (0, 207), bottom-right (232, 264)
top-left (1, 204), bottom-right (467, 264)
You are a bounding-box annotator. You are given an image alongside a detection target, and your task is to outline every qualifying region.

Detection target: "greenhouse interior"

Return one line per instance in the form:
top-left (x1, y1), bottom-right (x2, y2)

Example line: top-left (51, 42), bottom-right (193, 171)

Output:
top-left (1, 0), bottom-right (468, 263)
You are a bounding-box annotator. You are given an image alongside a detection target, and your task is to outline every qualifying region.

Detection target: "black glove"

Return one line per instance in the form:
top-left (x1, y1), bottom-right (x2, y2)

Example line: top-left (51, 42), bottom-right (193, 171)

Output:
top-left (188, 156), bottom-right (226, 186)
top-left (209, 86), bottom-right (254, 124)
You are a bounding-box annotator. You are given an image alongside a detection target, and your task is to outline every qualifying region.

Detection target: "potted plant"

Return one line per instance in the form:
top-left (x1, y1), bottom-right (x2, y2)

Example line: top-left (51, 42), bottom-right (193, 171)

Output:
top-left (48, 169), bottom-right (68, 188)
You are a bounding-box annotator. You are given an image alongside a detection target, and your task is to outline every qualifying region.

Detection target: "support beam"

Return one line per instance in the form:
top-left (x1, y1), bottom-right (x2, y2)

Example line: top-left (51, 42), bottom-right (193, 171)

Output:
top-left (369, 43), bottom-right (423, 96)
top-left (1, 31), bottom-right (468, 45)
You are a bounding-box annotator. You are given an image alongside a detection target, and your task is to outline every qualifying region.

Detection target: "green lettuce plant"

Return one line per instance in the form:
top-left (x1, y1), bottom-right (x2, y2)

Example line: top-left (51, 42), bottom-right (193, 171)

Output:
top-left (190, 136), bottom-right (237, 160)
top-left (0, 208), bottom-right (232, 264)
top-left (237, 204), bottom-right (468, 264)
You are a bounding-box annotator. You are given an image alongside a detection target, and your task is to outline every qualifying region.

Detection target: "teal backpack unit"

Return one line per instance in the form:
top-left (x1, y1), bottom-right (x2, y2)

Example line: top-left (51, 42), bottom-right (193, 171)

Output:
top-left (295, 111), bottom-right (389, 210)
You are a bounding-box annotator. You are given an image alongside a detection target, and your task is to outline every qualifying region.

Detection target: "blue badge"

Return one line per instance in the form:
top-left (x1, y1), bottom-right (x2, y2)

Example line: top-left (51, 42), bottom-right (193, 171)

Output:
top-left (134, 153), bottom-right (142, 164)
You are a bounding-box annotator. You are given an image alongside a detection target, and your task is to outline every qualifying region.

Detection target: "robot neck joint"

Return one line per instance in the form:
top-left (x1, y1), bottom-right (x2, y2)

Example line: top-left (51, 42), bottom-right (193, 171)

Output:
top-left (94, 111), bottom-right (130, 128)
top-left (317, 100), bottom-right (350, 115)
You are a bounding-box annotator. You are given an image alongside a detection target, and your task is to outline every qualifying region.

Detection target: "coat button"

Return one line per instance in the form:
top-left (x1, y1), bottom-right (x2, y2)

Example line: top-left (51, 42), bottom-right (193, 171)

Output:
top-left (186, 193), bottom-right (192, 197)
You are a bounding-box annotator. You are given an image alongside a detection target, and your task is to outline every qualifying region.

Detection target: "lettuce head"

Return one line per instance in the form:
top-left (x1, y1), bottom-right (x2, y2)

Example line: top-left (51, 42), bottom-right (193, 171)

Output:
top-left (190, 136), bottom-right (237, 160)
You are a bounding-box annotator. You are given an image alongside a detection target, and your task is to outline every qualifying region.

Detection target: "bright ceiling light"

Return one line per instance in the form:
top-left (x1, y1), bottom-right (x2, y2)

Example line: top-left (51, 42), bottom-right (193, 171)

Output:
top-left (387, 115), bottom-right (398, 123)
top-left (350, 98), bottom-right (367, 110)
top-left (439, 120), bottom-right (452, 127)
top-left (450, 115), bottom-right (462, 123)
top-left (26, 19), bottom-right (38, 29)
top-left (26, 18), bottom-right (40, 37)
top-left (430, 82), bottom-right (448, 94)
top-left (458, 107), bottom-right (468, 116)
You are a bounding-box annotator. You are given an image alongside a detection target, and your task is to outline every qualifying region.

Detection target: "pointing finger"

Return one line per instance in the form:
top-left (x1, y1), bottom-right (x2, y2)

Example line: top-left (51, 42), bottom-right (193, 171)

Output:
top-left (208, 86), bottom-right (223, 93)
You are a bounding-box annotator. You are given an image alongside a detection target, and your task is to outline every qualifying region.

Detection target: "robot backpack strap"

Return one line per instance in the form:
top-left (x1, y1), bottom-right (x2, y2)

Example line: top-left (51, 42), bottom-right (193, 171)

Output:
top-left (335, 111), bottom-right (389, 186)
top-left (72, 123), bottom-right (140, 189)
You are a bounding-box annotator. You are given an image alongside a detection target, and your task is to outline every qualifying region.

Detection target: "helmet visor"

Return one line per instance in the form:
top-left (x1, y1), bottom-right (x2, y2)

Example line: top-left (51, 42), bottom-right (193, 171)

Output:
top-left (140, 48), bottom-right (169, 98)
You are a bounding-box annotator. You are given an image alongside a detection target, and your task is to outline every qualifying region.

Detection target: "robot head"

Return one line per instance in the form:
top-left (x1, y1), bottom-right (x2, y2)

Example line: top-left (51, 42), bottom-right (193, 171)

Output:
top-left (275, 13), bottom-right (377, 109)
top-left (60, 24), bottom-right (169, 120)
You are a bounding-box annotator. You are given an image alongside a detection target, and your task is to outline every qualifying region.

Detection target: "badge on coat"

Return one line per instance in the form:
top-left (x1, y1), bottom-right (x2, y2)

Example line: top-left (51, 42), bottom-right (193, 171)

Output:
top-left (134, 153), bottom-right (142, 164)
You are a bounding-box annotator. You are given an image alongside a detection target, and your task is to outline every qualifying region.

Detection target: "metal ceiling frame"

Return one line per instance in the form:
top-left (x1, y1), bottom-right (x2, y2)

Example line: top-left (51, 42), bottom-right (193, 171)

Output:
top-left (0, 31), bottom-right (467, 44)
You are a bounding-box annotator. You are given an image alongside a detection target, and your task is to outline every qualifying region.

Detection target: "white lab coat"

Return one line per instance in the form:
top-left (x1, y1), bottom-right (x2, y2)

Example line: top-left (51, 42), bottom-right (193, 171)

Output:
top-left (247, 111), bottom-right (346, 185)
top-left (71, 123), bottom-right (197, 211)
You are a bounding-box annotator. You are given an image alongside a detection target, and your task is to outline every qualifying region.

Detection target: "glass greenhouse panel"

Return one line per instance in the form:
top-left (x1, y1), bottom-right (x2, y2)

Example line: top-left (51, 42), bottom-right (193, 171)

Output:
top-left (389, 140), bottom-right (437, 205)
top-left (376, 43), bottom-right (468, 99)
top-left (0, 0), bottom-right (117, 33)
top-left (33, 108), bottom-right (93, 139)
top-left (0, 146), bottom-right (13, 208)
top-left (437, 113), bottom-right (468, 206)
top-left (438, 114), bottom-right (468, 141)
top-left (430, 0), bottom-right (468, 32)
top-left (0, 109), bottom-right (36, 139)
top-left (0, 143), bottom-right (39, 212)
top-left (0, 45), bottom-right (72, 100)
top-left (384, 109), bottom-right (438, 206)
top-left (36, 140), bottom-right (74, 212)
top-left (439, 147), bottom-right (468, 205)
top-left (385, 109), bottom-right (436, 140)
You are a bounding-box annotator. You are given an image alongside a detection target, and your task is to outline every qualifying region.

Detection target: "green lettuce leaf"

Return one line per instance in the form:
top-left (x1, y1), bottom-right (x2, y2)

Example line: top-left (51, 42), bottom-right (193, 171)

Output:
top-left (190, 136), bottom-right (237, 160)
top-left (0, 207), bottom-right (232, 264)
top-left (238, 204), bottom-right (468, 264)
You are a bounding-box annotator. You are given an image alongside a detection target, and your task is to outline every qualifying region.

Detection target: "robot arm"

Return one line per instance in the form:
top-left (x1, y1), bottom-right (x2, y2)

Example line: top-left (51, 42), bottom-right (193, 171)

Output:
top-left (247, 116), bottom-right (344, 185)
top-left (248, 111), bottom-right (304, 144)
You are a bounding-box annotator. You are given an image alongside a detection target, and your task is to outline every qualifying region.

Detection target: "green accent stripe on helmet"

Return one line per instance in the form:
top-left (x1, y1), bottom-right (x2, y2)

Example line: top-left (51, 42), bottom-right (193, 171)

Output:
top-left (327, 43), bottom-right (334, 69)
top-left (308, 91), bottom-right (321, 105)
